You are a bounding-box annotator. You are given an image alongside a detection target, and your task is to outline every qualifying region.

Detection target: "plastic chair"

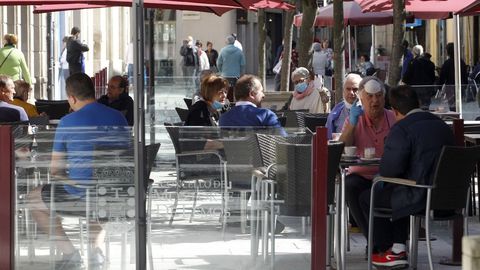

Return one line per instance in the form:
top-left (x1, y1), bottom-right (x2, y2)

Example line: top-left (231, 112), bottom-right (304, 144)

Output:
top-left (35, 100), bottom-right (70, 120)
top-left (183, 98), bottom-right (193, 110)
top-left (367, 145), bottom-right (480, 270)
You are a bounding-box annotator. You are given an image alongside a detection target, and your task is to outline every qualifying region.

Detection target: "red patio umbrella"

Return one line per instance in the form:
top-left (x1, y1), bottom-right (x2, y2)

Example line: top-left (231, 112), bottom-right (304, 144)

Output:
top-left (355, 0), bottom-right (478, 19)
top-left (33, 1), bottom-right (238, 16)
top-left (250, 0), bottom-right (295, 10)
top-left (294, 1), bottom-right (394, 27)
top-left (456, 0), bottom-right (480, 16)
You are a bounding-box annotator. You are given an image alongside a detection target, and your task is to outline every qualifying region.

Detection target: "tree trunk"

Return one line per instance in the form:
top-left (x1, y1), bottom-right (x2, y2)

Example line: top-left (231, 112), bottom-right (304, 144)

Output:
top-left (387, 0), bottom-right (406, 86)
top-left (258, 9), bottom-right (266, 87)
top-left (280, 8), bottom-right (295, 92)
top-left (297, 0), bottom-right (317, 68)
top-left (333, 0), bottom-right (345, 103)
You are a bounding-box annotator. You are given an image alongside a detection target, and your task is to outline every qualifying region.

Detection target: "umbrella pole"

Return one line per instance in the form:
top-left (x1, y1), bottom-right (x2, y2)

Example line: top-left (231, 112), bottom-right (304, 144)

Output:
top-left (348, 25), bottom-right (352, 72)
top-left (371, 25), bottom-right (376, 66)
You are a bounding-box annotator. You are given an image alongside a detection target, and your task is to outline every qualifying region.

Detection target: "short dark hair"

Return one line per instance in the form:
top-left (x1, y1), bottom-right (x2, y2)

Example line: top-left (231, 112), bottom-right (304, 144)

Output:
top-left (446, 42), bottom-right (454, 58)
top-left (71, 27), bottom-right (81, 35)
top-left (362, 54), bottom-right (370, 62)
top-left (234, 75), bottom-right (260, 101)
top-left (388, 85), bottom-right (420, 115)
top-left (66, 73), bottom-right (95, 100)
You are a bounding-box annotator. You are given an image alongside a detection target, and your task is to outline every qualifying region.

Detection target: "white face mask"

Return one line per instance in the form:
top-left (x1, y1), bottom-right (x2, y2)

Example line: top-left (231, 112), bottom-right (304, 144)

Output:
top-left (344, 101), bottom-right (353, 109)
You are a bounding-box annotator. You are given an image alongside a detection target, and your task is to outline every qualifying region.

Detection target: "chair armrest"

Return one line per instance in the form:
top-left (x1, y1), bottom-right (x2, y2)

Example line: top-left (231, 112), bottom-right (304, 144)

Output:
top-left (373, 176), bottom-right (432, 189)
top-left (252, 168), bottom-right (266, 178)
top-left (176, 150), bottom-right (225, 161)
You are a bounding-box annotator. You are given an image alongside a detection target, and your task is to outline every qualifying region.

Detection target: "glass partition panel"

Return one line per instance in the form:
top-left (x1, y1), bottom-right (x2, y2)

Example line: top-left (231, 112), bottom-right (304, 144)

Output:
top-left (146, 125), bottom-right (314, 269)
top-left (14, 124), bottom-right (135, 269)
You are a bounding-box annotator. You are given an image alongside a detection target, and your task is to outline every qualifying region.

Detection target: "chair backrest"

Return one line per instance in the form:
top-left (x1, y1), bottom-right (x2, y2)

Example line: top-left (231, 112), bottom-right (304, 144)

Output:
top-left (256, 134), bottom-right (287, 178)
top-left (29, 115), bottom-right (50, 125)
top-left (276, 142), bottom-right (312, 216)
top-left (222, 135), bottom-right (262, 188)
top-left (175, 107), bottom-right (189, 122)
top-left (284, 110), bottom-right (308, 128)
top-left (92, 146), bottom-right (135, 184)
top-left (431, 145), bottom-right (480, 211)
top-left (164, 122), bottom-right (182, 154)
top-left (184, 98), bottom-right (193, 110)
top-left (146, 143), bottom-right (160, 177)
top-left (327, 142), bottom-right (344, 205)
top-left (35, 100), bottom-right (70, 120)
top-left (304, 114), bottom-right (328, 132)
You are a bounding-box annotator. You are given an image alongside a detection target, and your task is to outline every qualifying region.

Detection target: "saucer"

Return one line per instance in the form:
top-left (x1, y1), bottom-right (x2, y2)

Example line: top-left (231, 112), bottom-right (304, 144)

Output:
top-left (360, 157), bottom-right (380, 162)
top-left (342, 155), bottom-right (358, 161)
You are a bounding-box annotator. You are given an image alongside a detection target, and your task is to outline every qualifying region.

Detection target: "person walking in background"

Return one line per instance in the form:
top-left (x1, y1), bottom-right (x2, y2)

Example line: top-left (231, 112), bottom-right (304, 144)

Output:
top-left (311, 42), bottom-right (329, 79)
top-left (12, 80), bottom-right (40, 118)
top-left (205, 41), bottom-right (218, 72)
top-left (401, 40), bottom-right (413, 79)
top-left (274, 40), bottom-right (298, 92)
top-left (180, 36), bottom-right (198, 89)
top-left (98, 75), bottom-right (134, 126)
top-left (195, 41), bottom-right (210, 72)
top-left (402, 45), bottom-right (436, 110)
top-left (67, 27), bottom-right (89, 76)
top-left (59, 36), bottom-right (71, 99)
top-left (437, 42), bottom-right (468, 111)
top-left (217, 35), bottom-right (245, 95)
top-left (125, 41), bottom-right (134, 85)
top-left (357, 54), bottom-right (375, 77)
top-left (0, 34), bottom-right (31, 84)
top-left (0, 75), bottom-right (28, 121)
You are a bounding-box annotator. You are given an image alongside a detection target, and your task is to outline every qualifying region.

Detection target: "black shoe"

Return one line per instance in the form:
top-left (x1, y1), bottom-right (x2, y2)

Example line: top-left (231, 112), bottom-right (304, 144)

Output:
top-left (55, 250), bottom-right (84, 270)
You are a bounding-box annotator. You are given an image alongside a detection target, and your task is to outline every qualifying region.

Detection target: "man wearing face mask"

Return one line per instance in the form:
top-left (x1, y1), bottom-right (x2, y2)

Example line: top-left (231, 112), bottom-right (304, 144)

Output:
top-left (325, 73), bottom-right (362, 139)
top-left (289, 67), bottom-right (330, 114)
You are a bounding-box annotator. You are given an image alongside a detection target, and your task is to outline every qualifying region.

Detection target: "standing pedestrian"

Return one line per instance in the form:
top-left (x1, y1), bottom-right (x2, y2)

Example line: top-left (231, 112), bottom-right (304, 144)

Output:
top-left (195, 41), bottom-right (210, 72)
top-left (217, 35), bottom-right (245, 100)
top-left (205, 41), bottom-right (218, 72)
top-left (0, 34), bottom-right (31, 84)
top-left (180, 36), bottom-right (198, 89)
top-left (67, 27), bottom-right (89, 76)
top-left (59, 36), bottom-right (72, 99)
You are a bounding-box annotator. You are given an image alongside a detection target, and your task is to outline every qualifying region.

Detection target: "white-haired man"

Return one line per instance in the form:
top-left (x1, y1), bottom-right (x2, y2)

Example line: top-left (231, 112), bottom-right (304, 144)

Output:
top-left (402, 44), bottom-right (436, 109)
top-left (339, 77), bottom-right (396, 252)
top-left (325, 73), bottom-right (362, 139)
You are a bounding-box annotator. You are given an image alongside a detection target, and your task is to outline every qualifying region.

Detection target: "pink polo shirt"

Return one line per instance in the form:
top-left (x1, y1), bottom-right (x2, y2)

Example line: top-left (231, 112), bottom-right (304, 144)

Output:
top-left (342, 109), bottom-right (396, 179)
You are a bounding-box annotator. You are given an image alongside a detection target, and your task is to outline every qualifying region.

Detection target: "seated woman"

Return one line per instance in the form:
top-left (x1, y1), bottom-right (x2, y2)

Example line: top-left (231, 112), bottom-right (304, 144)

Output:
top-left (12, 80), bottom-right (39, 118)
top-left (98, 75), bottom-right (133, 125)
top-left (289, 67), bottom-right (330, 113)
top-left (185, 74), bottom-right (228, 126)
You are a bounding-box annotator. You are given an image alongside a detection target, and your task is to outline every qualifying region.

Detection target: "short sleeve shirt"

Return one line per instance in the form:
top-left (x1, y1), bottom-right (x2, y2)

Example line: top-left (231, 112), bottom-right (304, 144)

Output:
top-left (342, 109), bottom-right (396, 179)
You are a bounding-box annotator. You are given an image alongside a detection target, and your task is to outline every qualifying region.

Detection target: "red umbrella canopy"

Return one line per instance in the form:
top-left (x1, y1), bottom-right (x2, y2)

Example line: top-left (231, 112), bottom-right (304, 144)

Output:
top-left (250, 0), bottom-right (295, 10)
top-left (456, 0), bottom-right (480, 16)
top-left (355, 0), bottom-right (478, 19)
top-left (34, 1), bottom-right (239, 16)
top-left (294, 1), bottom-right (393, 27)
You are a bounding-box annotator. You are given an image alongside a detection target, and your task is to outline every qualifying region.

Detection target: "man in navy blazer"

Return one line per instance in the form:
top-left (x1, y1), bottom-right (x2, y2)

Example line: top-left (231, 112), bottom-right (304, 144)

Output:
top-left (219, 74), bottom-right (282, 128)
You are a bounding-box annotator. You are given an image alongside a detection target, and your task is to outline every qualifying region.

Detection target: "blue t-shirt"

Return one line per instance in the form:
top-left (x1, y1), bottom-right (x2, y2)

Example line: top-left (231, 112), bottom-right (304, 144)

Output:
top-left (52, 102), bottom-right (130, 195)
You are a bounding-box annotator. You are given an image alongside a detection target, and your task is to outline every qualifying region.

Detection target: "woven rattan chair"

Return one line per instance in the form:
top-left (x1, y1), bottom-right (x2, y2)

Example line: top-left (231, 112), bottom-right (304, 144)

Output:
top-left (367, 145), bottom-right (480, 270)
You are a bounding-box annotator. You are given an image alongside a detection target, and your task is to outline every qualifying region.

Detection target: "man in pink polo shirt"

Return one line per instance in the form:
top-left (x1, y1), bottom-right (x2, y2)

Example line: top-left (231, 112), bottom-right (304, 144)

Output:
top-left (339, 76), bottom-right (396, 246)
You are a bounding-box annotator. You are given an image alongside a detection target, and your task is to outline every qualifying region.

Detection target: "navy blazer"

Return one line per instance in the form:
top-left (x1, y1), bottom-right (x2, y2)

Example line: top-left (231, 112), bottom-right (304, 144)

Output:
top-left (380, 110), bottom-right (455, 220)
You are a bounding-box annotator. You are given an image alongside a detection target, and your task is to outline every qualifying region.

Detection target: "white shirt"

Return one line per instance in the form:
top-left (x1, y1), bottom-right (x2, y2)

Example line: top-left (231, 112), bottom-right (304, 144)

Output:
top-left (198, 50), bottom-right (210, 71)
top-left (234, 40), bottom-right (243, 51)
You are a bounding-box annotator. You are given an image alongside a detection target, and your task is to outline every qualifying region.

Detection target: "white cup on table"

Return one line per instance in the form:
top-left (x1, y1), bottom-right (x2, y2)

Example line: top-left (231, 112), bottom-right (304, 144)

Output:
top-left (344, 146), bottom-right (357, 156)
top-left (364, 147), bottom-right (376, 159)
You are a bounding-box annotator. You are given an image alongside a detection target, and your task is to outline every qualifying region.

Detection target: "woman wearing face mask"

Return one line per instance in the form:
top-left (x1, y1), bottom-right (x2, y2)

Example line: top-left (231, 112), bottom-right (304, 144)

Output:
top-left (185, 74), bottom-right (228, 126)
top-left (289, 67), bottom-right (330, 113)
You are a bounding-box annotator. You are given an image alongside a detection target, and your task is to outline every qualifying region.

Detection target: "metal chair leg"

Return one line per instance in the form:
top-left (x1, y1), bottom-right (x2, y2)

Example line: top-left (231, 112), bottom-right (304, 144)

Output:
top-left (409, 216), bottom-right (420, 269)
top-left (425, 190), bottom-right (434, 270)
top-left (189, 180), bottom-right (199, 223)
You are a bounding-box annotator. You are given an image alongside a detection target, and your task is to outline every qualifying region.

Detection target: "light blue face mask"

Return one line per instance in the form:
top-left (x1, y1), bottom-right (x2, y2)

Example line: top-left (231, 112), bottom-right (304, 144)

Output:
top-left (295, 82), bottom-right (308, 93)
top-left (211, 101), bottom-right (223, 110)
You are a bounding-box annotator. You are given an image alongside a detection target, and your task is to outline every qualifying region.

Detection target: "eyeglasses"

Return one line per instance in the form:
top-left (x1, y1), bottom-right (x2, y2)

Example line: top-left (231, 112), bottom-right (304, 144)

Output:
top-left (293, 78), bottom-right (306, 85)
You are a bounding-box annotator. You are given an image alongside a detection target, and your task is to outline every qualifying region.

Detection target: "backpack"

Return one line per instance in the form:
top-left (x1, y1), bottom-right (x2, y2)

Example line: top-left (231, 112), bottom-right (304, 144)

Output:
top-left (184, 48), bottom-right (195, 66)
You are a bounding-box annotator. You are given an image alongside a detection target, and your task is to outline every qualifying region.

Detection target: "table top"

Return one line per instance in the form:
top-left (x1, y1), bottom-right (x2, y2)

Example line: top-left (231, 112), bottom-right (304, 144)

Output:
top-left (340, 156), bottom-right (381, 167)
top-left (465, 134), bottom-right (480, 144)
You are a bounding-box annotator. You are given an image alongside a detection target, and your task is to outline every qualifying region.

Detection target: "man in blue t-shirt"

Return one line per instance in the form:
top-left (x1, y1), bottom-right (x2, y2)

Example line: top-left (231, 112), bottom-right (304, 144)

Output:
top-left (28, 73), bottom-right (129, 269)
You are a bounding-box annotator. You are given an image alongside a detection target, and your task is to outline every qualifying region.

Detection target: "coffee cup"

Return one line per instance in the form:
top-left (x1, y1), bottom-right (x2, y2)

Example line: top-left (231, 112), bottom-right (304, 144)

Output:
top-left (364, 147), bottom-right (376, 159)
top-left (344, 146), bottom-right (357, 156)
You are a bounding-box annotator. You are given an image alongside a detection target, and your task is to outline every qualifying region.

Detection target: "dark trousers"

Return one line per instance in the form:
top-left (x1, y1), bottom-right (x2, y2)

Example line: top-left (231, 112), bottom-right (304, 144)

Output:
top-left (358, 181), bottom-right (409, 252)
top-left (345, 174), bottom-right (372, 239)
